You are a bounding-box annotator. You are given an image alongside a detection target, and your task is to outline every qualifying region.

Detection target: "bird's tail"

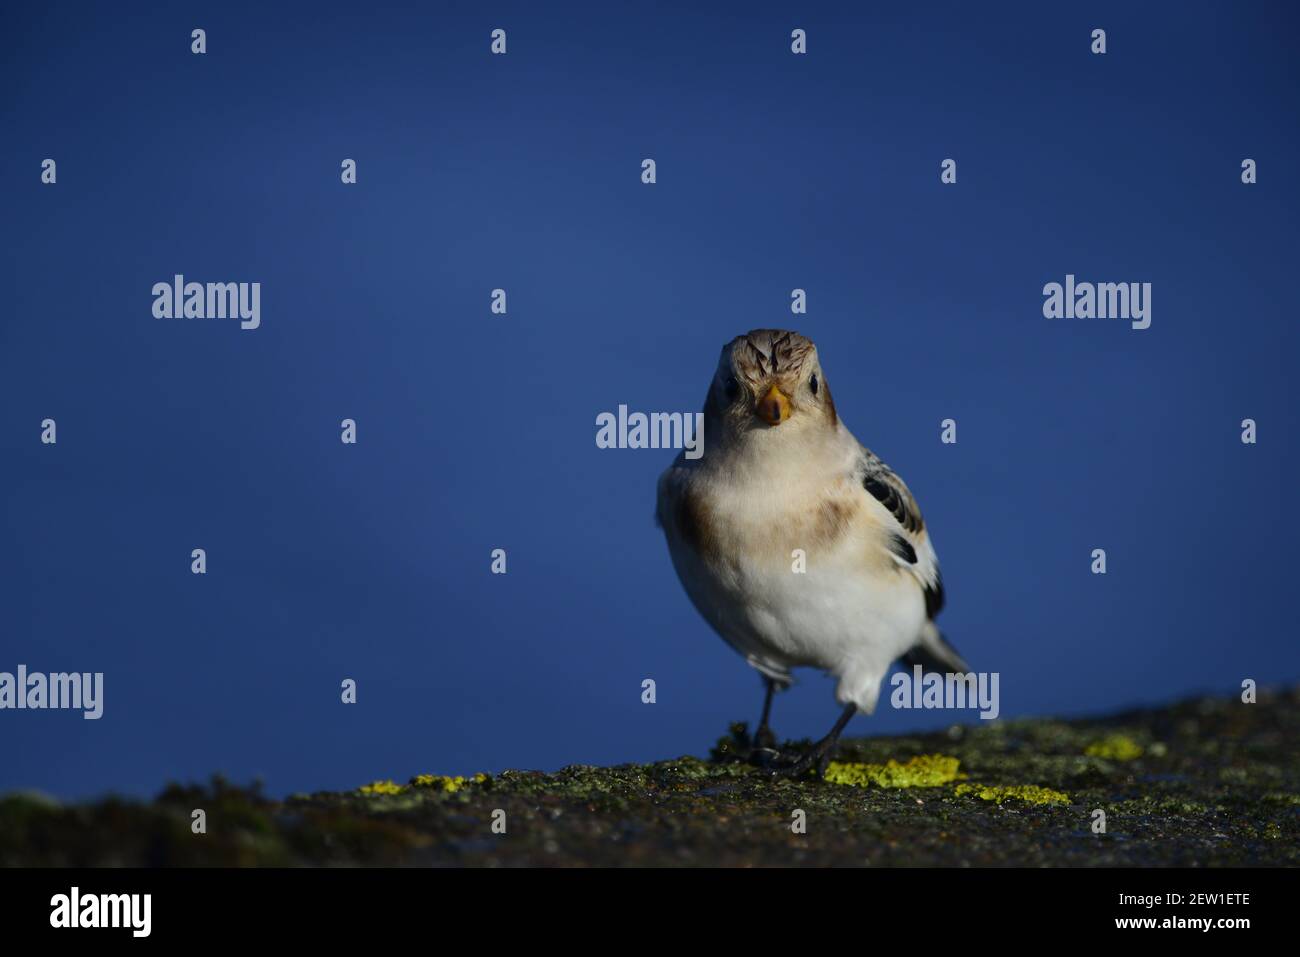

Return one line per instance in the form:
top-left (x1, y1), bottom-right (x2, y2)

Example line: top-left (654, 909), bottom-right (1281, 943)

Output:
top-left (901, 621), bottom-right (970, 675)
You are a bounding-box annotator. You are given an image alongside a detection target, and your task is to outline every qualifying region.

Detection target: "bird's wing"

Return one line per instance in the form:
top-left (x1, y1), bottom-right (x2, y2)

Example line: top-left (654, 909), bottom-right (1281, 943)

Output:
top-left (857, 448), bottom-right (944, 621)
top-left (857, 447), bottom-right (970, 672)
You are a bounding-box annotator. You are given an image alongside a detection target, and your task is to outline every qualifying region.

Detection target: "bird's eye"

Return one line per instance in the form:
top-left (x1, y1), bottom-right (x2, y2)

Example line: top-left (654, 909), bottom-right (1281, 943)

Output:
top-left (723, 377), bottom-right (740, 401)
top-left (810, 374), bottom-right (819, 396)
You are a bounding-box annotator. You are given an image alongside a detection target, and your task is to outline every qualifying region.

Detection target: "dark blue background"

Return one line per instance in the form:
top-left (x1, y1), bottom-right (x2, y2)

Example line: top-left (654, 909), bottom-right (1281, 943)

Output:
top-left (2, 1), bottom-right (1296, 799)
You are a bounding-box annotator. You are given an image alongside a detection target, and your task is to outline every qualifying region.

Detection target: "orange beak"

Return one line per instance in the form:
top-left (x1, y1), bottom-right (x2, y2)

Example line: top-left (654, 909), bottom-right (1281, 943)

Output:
top-left (757, 385), bottom-right (792, 426)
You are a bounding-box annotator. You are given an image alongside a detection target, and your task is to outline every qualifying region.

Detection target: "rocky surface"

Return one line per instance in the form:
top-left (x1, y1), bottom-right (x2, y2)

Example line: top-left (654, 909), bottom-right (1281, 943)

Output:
top-left (3, 687), bottom-right (1297, 866)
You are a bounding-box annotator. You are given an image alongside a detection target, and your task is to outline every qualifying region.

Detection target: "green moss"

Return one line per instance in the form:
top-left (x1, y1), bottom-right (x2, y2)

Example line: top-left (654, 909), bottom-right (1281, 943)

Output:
top-left (1084, 734), bottom-right (1144, 761)
top-left (1116, 796), bottom-right (1209, 815)
top-left (1263, 792), bottom-right (1300, 806)
top-left (825, 754), bottom-right (962, 788)
top-left (709, 722), bottom-right (756, 762)
top-left (954, 783), bottom-right (1070, 805)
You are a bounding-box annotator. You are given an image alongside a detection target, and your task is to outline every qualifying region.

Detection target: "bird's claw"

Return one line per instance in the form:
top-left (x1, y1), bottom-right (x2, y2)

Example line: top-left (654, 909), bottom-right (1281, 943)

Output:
top-left (766, 744), bottom-right (834, 779)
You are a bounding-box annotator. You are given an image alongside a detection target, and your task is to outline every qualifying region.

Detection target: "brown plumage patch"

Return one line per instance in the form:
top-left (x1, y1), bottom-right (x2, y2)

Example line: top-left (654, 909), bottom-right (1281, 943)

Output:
top-left (822, 377), bottom-right (838, 426)
top-left (675, 489), bottom-right (719, 562)
top-left (813, 497), bottom-right (855, 547)
top-left (730, 330), bottom-right (817, 391)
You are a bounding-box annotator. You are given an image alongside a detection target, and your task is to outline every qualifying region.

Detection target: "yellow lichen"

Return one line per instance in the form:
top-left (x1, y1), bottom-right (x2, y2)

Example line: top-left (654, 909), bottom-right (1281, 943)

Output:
top-left (955, 783), bottom-right (1069, 805)
top-left (1084, 734), bottom-right (1144, 761)
top-left (358, 780), bottom-right (406, 796)
top-left (825, 754), bottom-right (963, 788)
top-left (358, 773), bottom-right (488, 796)
top-left (409, 772), bottom-right (488, 793)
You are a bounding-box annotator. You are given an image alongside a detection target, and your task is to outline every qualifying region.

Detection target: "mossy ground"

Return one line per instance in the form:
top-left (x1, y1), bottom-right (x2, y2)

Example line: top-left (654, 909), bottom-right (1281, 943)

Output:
top-left (3, 688), bottom-right (1298, 866)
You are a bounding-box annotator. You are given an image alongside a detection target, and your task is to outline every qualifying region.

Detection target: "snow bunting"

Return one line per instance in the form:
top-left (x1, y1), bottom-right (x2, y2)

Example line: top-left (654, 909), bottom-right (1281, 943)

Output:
top-left (656, 329), bottom-right (968, 776)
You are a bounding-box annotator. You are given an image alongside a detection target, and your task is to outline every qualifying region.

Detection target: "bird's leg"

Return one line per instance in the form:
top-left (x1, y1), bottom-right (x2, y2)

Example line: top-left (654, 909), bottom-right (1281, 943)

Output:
top-left (748, 678), bottom-right (781, 766)
top-left (755, 678), bottom-right (778, 749)
top-left (770, 703), bottom-right (857, 779)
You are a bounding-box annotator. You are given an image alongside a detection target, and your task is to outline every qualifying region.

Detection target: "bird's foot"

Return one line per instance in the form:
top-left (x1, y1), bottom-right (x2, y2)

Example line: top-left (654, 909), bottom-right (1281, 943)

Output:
top-left (747, 745), bottom-right (783, 769)
top-left (745, 723), bottom-right (782, 768)
top-left (767, 702), bottom-right (856, 780)
top-left (767, 739), bottom-right (836, 780)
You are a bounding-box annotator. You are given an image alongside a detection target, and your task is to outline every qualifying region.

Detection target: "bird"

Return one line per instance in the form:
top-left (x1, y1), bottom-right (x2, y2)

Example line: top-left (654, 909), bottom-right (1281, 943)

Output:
top-left (656, 329), bottom-right (968, 777)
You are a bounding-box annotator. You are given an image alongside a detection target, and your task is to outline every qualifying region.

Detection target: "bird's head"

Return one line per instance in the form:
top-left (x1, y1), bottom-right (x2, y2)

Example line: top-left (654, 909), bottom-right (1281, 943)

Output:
top-left (707, 329), bottom-right (837, 443)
